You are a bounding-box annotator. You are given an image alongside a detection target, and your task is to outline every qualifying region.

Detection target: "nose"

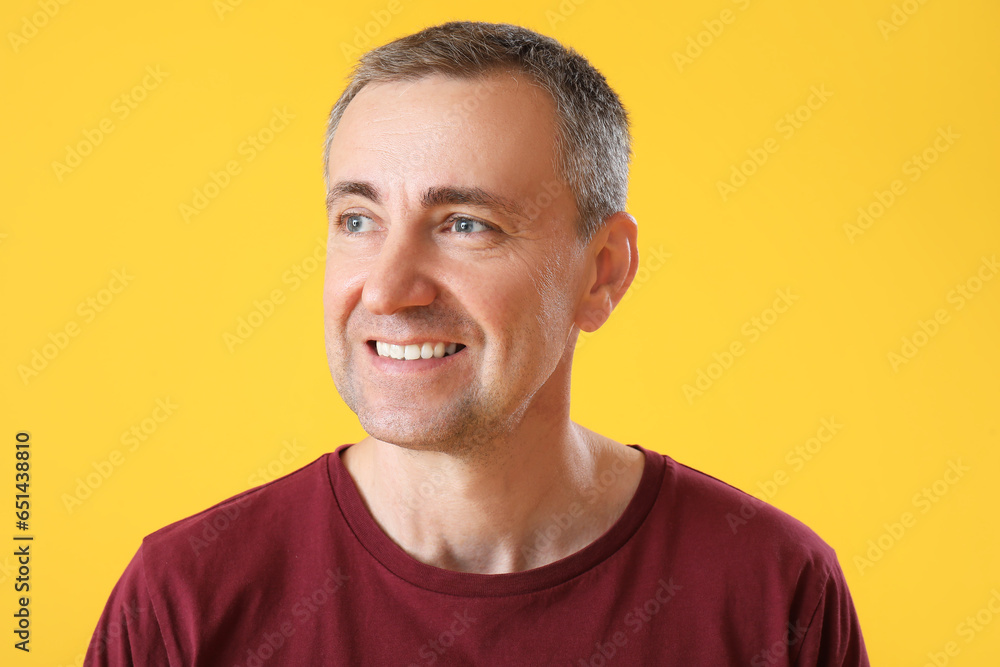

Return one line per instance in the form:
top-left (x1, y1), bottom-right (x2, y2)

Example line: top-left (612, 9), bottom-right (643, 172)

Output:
top-left (361, 224), bottom-right (438, 315)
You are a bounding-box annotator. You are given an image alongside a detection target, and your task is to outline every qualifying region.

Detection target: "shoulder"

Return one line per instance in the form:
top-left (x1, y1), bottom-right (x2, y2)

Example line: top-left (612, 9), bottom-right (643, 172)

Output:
top-left (89, 453), bottom-right (344, 663)
top-left (643, 450), bottom-right (869, 664)
top-left (140, 452), bottom-right (335, 572)
top-left (642, 447), bottom-right (841, 580)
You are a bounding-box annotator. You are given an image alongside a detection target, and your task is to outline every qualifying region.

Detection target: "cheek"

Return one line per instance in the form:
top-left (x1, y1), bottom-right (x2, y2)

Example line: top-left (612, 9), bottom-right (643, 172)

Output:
top-left (506, 247), bottom-right (577, 315)
top-left (469, 266), bottom-right (558, 351)
top-left (323, 259), bottom-right (367, 319)
top-left (321, 275), bottom-right (345, 319)
top-left (531, 253), bottom-right (580, 324)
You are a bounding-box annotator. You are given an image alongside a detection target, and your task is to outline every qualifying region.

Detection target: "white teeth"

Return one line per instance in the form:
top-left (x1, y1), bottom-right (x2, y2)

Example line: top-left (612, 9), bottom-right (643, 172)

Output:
top-left (375, 340), bottom-right (461, 360)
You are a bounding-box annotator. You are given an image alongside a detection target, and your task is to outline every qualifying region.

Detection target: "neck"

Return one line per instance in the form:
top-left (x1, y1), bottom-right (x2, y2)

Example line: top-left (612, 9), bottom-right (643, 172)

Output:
top-left (342, 417), bottom-right (644, 574)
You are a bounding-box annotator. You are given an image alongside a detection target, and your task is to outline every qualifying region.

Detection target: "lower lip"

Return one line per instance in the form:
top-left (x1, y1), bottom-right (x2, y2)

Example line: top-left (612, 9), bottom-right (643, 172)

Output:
top-left (366, 342), bottom-right (465, 374)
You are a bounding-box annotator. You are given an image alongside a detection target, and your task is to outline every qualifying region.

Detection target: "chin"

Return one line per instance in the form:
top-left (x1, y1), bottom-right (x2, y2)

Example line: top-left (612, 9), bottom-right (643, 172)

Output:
top-left (358, 411), bottom-right (457, 450)
top-left (357, 406), bottom-right (511, 458)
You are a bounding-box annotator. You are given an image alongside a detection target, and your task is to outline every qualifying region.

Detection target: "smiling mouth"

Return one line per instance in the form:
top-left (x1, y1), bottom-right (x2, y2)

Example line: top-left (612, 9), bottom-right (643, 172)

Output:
top-left (369, 340), bottom-right (466, 360)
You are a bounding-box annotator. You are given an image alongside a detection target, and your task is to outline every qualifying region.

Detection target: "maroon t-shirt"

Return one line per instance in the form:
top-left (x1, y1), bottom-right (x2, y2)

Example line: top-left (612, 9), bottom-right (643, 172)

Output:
top-left (85, 444), bottom-right (869, 665)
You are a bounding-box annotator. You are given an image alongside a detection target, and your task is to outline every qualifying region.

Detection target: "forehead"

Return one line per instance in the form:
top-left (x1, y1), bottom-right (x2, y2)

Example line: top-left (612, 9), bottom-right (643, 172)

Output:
top-left (326, 72), bottom-right (560, 198)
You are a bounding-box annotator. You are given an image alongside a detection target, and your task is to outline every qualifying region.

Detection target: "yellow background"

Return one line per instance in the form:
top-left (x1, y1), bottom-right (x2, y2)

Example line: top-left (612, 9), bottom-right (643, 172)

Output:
top-left (2, 0), bottom-right (998, 664)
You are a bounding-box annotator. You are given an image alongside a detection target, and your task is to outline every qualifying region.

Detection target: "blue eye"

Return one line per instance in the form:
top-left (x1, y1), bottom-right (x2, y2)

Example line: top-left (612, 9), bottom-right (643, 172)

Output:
top-left (451, 217), bottom-right (489, 233)
top-left (341, 213), bottom-right (376, 233)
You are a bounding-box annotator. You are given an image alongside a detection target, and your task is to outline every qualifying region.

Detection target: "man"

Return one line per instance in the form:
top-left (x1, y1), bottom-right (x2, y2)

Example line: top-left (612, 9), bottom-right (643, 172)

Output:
top-left (87, 21), bottom-right (869, 665)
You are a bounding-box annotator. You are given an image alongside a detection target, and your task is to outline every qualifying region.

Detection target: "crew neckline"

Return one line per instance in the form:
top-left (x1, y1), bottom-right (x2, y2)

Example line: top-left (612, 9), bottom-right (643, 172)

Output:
top-left (326, 443), bottom-right (665, 597)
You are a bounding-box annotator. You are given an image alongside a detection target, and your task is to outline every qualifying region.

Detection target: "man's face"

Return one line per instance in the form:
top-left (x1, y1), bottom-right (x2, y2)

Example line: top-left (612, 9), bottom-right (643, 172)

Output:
top-left (323, 72), bottom-right (588, 452)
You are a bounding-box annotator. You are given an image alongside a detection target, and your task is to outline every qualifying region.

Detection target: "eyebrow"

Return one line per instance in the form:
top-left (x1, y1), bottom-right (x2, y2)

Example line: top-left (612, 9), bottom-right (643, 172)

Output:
top-left (326, 180), bottom-right (527, 220)
top-left (326, 180), bottom-right (380, 212)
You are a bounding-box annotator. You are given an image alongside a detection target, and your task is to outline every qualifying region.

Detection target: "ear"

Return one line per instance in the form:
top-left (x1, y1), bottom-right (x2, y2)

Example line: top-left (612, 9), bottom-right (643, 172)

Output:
top-left (574, 211), bottom-right (639, 333)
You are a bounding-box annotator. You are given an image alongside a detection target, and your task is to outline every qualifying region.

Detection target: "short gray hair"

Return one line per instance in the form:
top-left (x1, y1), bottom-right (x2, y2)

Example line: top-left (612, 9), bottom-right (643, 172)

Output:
top-left (322, 21), bottom-right (632, 243)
